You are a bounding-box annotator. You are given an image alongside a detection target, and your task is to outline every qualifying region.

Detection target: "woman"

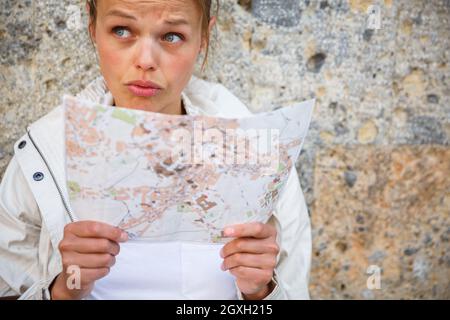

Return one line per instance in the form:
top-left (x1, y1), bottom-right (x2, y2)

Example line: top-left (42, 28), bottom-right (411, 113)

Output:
top-left (0, 0), bottom-right (311, 300)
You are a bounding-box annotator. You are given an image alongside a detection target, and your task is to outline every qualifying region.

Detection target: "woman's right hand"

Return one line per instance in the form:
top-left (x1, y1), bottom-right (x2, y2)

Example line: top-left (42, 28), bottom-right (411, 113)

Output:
top-left (50, 221), bottom-right (128, 300)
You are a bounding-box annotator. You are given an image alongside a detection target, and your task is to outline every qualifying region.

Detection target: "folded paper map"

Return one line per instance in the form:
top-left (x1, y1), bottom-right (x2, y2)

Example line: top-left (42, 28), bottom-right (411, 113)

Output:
top-left (63, 95), bottom-right (314, 243)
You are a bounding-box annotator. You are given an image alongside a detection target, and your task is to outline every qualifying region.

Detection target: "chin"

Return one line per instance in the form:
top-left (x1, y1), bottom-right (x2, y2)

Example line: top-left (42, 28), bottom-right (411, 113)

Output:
top-left (122, 95), bottom-right (154, 109)
top-left (134, 103), bottom-right (160, 112)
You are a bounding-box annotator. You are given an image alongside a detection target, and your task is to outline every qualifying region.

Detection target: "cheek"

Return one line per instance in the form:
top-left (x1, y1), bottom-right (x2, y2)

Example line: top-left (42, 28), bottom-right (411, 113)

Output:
top-left (163, 50), bottom-right (199, 84)
top-left (96, 36), bottom-right (126, 78)
top-left (100, 48), bottom-right (122, 66)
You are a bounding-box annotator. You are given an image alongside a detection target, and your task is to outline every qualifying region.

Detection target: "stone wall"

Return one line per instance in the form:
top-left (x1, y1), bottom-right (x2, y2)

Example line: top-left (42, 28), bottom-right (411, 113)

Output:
top-left (0, 0), bottom-right (449, 299)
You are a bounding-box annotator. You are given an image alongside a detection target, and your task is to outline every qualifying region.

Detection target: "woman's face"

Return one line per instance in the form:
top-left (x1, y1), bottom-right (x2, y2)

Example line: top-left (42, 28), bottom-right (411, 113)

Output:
top-left (89, 0), bottom-right (212, 115)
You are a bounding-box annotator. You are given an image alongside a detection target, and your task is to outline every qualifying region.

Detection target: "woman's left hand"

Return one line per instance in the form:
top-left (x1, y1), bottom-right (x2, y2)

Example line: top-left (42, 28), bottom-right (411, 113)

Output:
top-left (220, 221), bottom-right (279, 300)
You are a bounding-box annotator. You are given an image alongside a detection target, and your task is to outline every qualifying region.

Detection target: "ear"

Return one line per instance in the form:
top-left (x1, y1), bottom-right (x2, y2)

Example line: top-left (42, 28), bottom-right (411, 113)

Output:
top-left (86, 1), bottom-right (96, 45)
top-left (200, 16), bottom-right (217, 52)
top-left (89, 24), bottom-right (96, 45)
top-left (208, 16), bottom-right (217, 34)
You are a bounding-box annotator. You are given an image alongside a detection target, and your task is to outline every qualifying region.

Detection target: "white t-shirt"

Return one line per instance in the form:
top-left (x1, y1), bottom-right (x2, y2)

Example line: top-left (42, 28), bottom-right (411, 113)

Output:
top-left (86, 241), bottom-right (238, 299)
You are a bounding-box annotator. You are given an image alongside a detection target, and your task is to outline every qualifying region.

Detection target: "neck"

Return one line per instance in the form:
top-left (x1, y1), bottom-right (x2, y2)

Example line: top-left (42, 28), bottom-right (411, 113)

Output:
top-left (160, 98), bottom-right (186, 115)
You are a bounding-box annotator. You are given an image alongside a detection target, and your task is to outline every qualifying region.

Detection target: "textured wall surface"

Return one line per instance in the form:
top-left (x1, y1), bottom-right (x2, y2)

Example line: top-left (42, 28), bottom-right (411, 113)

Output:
top-left (0, 0), bottom-right (449, 299)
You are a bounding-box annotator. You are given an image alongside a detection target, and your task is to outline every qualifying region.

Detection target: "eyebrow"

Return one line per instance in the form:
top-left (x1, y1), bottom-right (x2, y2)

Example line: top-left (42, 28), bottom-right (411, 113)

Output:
top-left (105, 9), bottom-right (137, 20)
top-left (164, 18), bottom-right (190, 26)
top-left (105, 9), bottom-right (190, 26)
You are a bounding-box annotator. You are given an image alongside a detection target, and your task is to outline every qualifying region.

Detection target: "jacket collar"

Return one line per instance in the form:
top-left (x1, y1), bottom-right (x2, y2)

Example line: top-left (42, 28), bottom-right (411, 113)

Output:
top-left (74, 74), bottom-right (252, 118)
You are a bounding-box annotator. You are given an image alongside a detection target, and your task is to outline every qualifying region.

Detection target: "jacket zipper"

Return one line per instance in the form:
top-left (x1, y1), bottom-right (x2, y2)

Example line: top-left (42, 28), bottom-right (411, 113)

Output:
top-left (27, 129), bottom-right (76, 223)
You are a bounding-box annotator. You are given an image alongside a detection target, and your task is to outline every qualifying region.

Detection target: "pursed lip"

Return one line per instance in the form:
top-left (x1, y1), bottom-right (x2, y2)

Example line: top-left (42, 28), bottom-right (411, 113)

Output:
top-left (126, 79), bottom-right (163, 97)
top-left (126, 79), bottom-right (162, 89)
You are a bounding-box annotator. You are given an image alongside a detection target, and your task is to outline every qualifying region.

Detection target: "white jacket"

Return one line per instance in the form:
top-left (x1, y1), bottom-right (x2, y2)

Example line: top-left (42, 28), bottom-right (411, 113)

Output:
top-left (0, 75), bottom-right (312, 300)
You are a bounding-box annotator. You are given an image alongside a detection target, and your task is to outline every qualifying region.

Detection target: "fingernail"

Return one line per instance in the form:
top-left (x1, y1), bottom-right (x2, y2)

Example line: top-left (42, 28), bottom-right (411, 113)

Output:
top-left (220, 247), bottom-right (224, 258)
top-left (119, 231), bottom-right (128, 242)
top-left (220, 262), bottom-right (226, 271)
top-left (224, 227), bottom-right (234, 237)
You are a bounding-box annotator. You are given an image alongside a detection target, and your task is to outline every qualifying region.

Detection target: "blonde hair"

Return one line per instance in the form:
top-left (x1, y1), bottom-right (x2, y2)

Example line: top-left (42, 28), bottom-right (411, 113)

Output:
top-left (86, 0), bottom-right (218, 70)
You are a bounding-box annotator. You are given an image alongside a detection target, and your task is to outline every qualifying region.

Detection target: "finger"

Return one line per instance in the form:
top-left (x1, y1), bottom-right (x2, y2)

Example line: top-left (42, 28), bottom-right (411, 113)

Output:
top-left (220, 238), bottom-right (279, 258)
top-left (62, 252), bottom-right (116, 269)
top-left (228, 266), bottom-right (273, 285)
top-left (59, 237), bottom-right (121, 256)
top-left (65, 221), bottom-right (128, 242)
top-left (223, 222), bottom-right (276, 239)
top-left (222, 253), bottom-right (277, 271)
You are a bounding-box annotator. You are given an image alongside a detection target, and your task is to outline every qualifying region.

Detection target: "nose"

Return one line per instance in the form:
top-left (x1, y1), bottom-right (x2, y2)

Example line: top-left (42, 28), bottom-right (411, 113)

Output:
top-left (135, 38), bottom-right (158, 71)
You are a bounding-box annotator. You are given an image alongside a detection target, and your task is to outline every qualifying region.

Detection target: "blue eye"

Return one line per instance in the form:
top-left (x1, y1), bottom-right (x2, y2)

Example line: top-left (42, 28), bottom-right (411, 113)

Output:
top-left (164, 33), bottom-right (183, 43)
top-left (112, 26), bottom-right (131, 38)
